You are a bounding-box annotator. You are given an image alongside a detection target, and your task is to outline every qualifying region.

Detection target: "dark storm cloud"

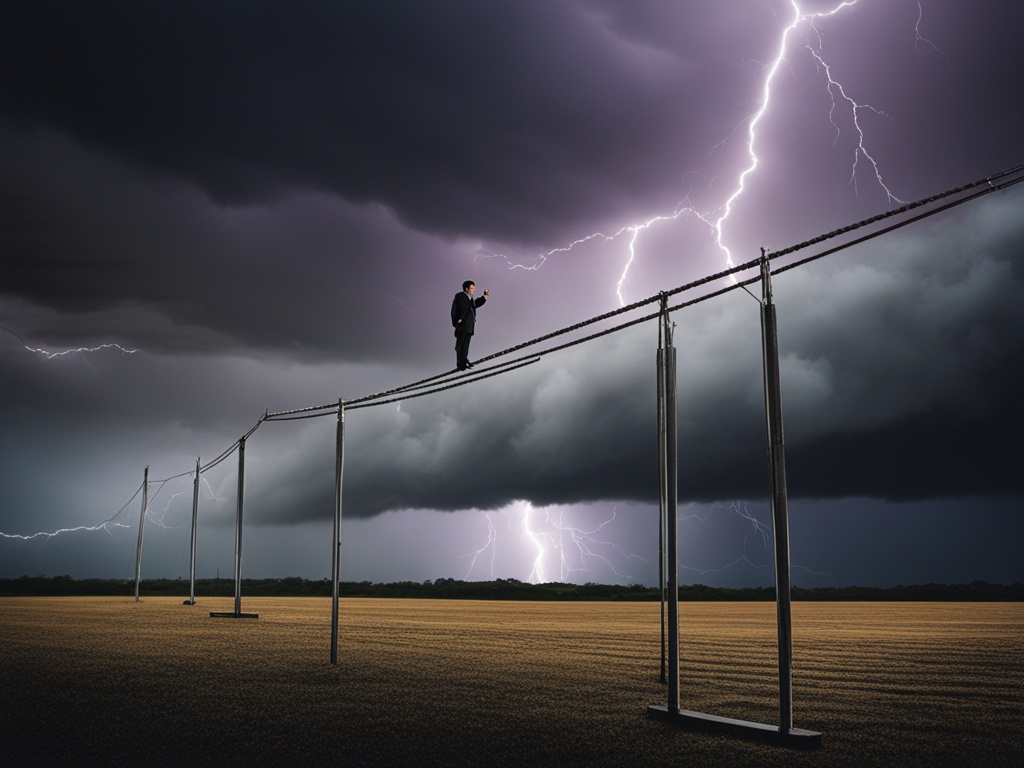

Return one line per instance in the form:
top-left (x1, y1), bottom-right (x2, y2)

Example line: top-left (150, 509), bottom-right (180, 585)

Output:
top-left (0, 0), bottom-right (726, 362)
top-left (3, 0), bottom-right (1022, 359)
top-left (0, 0), bottom-right (707, 246)
top-left (0, 125), bottom-right (469, 360)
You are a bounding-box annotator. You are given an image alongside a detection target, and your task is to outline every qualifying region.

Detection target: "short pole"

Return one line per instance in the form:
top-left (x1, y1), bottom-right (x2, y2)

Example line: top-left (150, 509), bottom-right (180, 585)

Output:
top-left (210, 438), bottom-right (257, 619)
top-left (134, 465), bottom-right (148, 603)
top-left (331, 398), bottom-right (345, 664)
top-left (233, 436), bottom-right (245, 616)
top-left (663, 310), bottom-right (680, 712)
top-left (187, 456), bottom-right (200, 605)
top-left (657, 296), bottom-right (668, 684)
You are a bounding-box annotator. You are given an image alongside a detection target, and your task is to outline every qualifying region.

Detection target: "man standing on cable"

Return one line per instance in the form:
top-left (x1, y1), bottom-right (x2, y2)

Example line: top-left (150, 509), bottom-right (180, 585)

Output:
top-left (451, 280), bottom-right (489, 371)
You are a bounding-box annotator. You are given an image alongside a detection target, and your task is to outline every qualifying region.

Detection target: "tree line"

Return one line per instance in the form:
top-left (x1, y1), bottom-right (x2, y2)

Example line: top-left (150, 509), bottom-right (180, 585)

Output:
top-left (1, 575), bottom-right (1021, 601)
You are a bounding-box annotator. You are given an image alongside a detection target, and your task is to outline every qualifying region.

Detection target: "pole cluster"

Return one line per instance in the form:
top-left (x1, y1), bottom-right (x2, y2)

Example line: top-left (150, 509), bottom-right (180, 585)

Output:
top-left (648, 253), bottom-right (820, 748)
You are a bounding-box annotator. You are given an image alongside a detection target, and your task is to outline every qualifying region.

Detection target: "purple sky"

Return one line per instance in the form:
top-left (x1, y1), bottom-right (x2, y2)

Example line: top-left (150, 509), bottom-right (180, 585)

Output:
top-left (2, 0), bottom-right (1022, 588)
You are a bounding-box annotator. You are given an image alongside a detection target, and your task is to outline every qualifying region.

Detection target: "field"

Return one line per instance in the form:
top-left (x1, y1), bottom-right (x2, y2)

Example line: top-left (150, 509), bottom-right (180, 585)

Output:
top-left (1, 598), bottom-right (1021, 767)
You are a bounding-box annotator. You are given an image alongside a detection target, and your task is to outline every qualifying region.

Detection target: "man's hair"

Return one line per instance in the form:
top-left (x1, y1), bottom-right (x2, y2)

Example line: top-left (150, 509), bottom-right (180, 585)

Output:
top-left (462, 280), bottom-right (475, 291)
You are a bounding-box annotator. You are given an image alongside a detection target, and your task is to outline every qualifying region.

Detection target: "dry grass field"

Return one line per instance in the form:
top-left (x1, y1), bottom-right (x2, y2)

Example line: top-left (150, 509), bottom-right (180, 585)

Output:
top-left (1, 597), bottom-right (1021, 767)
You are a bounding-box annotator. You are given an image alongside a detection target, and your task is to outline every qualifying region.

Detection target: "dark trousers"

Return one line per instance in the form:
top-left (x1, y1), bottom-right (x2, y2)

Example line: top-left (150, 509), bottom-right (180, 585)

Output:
top-left (455, 331), bottom-right (473, 369)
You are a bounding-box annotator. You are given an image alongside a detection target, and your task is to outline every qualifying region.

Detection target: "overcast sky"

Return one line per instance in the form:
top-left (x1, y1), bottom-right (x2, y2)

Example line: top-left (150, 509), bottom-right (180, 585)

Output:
top-left (2, 0), bottom-right (1022, 589)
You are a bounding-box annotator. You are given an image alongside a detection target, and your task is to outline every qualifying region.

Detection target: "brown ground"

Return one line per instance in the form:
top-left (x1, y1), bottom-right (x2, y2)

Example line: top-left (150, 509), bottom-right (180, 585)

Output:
top-left (1, 597), bottom-right (1021, 767)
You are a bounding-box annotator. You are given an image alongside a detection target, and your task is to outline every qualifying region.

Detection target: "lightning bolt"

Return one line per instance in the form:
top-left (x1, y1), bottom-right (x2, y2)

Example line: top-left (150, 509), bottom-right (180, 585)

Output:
top-left (199, 474), bottom-right (221, 502)
top-left (913, 0), bottom-right (940, 54)
top-left (463, 513), bottom-right (497, 579)
top-left (544, 506), bottom-right (646, 582)
top-left (804, 16), bottom-right (903, 203)
top-left (521, 503), bottom-right (550, 584)
top-left (145, 484), bottom-right (190, 530)
top-left (0, 470), bottom-right (222, 545)
top-left (480, 203), bottom-right (709, 306)
top-left (0, 521), bottom-right (129, 541)
top-left (2, 326), bottom-right (138, 363)
top-left (483, 0), bottom-right (912, 302)
top-left (0, 481), bottom-right (145, 543)
top-left (459, 502), bottom-right (648, 584)
top-left (713, 0), bottom-right (905, 271)
top-left (21, 342), bottom-right (139, 359)
top-left (511, 502), bottom-right (645, 584)
top-left (679, 501), bottom-right (832, 581)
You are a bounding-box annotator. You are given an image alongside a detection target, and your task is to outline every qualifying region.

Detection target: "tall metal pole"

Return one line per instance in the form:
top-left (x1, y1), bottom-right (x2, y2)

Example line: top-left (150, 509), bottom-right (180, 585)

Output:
top-left (187, 456), bottom-right (200, 605)
top-left (657, 296), bottom-right (668, 684)
top-left (663, 311), bottom-right (680, 712)
top-left (331, 398), bottom-right (345, 665)
top-left (760, 251), bottom-right (794, 734)
top-left (233, 436), bottom-right (246, 616)
top-left (134, 465), bottom-right (149, 603)
top-left (210, 437), bottom-right (256, 619)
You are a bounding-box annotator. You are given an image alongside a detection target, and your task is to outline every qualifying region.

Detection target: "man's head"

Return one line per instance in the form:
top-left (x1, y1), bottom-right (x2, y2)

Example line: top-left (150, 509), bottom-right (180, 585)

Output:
top-left (463, 280), bottom-right (475, 294)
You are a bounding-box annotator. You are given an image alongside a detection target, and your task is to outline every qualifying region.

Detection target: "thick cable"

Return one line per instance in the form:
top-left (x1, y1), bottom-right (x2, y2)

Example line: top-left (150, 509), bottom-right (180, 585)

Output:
top-left (350, 356), bottom-right (546, 405)
top-left (772, 173), bottom-right (1024, 274)
top-left (770, 164), bottom-right (1024, 260)
top-left (347, 358), bottom-right (542, 410)
top-left (150, 468), bottom-right (195, 484)
top-left (199, 441), bottom-right (239, 474)
top-left (106, 482), bottom-right (146, 524)
top-left (265, 409), bottom-right (337, 422)
top-left (265, 401), bottom-right (337, 419)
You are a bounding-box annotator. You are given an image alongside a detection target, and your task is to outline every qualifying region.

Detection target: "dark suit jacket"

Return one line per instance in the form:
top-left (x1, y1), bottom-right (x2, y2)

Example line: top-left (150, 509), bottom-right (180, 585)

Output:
top-left (451, 291), bottom-right (486, 335)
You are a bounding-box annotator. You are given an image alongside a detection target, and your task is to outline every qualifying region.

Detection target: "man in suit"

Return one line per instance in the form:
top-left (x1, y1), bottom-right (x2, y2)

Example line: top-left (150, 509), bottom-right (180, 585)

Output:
top-left (451, 280), bottom-right (489, 370)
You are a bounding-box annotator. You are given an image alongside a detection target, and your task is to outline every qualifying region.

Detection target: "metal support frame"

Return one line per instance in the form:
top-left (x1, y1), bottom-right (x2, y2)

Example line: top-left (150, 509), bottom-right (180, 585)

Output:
top-left (184, 456), bottom-right (200, 605)
top-left (760, 252), bottom-right (795, 734)
top-left (647, 257), bottom-right (821, 748)
top-left (133, 465), bottom-right (148, 603)
top-left (331, 399), bottom-right (345, 664)
top-left (664, 319), bottom-right (679, 710)
top-left (656, 295), bottom-right (668, 684)
top-left (211, 435), bottom-right (258, 618)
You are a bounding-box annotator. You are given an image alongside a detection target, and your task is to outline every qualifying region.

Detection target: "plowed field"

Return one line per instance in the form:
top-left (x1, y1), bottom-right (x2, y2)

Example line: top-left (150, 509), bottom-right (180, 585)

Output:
top-left (1, 598), bottom-right (1020, 766)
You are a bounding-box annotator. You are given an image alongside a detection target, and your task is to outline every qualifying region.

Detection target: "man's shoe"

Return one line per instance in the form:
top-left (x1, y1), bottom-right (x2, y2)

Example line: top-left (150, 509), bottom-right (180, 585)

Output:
top-left (465, 361), bottom-right (474, 369)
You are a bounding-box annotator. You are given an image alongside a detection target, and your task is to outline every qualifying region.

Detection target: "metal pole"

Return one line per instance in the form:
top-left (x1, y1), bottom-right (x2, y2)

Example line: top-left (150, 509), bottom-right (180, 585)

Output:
top-left (760, 252), bottom-right (794, 734)
top-left (187, 456), bottom-right (200, 605)
top-left (233, 436), bottom-right (246, 616)
top-left (664, 315), bottom-right (680, 712)
top-left (331, 398), bottom-right (345, 664)
top-left (134, 465), bottom-right (148, 603)
top-left (657, 296), bottom-right (667, 684)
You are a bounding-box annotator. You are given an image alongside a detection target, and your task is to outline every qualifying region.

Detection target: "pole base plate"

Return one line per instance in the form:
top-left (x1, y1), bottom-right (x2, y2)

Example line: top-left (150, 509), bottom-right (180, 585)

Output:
top-left (647, 706), bottom-right (822, 749)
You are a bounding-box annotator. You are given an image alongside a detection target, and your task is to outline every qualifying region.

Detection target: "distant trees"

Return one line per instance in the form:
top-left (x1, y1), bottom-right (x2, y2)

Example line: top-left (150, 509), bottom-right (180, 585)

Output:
top-left (1, 575), bottom-right (1022, 601)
